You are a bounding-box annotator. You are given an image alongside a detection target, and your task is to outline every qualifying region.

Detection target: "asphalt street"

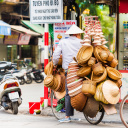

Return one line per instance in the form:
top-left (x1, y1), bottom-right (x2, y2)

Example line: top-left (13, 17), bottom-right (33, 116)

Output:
top-left (0, 82), bottom-right (125, 128)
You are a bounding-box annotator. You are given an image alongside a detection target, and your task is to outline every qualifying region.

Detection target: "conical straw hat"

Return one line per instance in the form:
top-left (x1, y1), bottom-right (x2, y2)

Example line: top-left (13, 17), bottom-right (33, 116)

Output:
top-left (65, 24), bottom-right (84, 35)
top-left (102, 80), bottom-right (120, 104)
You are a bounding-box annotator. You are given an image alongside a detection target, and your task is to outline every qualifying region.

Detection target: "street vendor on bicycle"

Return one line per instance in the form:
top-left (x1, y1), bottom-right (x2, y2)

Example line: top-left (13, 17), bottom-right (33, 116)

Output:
top-left (53, 24), bottom-right (84, 122)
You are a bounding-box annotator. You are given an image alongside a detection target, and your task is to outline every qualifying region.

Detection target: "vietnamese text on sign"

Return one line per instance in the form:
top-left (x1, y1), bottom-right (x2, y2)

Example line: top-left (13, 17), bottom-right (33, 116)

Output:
top-left (30, 0), bottom-right (63, 23)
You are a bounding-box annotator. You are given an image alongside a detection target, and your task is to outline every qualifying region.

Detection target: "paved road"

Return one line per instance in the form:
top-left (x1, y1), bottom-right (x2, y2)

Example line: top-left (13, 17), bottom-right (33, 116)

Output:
top-left (0, 82), bottom-right (126, 128)
top-left (19, 82), bottom-right (44, 113)
top-left (0, 109), bottom-right (125, 128)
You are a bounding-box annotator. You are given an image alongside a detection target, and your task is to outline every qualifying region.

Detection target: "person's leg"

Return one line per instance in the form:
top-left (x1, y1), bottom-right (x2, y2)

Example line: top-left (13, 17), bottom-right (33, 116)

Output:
top-left (58, 73), bottom-right (74, 122)
top-left (65, 73), bottom-right (74, 117)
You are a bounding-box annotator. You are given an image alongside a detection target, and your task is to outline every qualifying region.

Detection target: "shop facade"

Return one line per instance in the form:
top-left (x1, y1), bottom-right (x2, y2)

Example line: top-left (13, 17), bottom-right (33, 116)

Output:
top-left (118, 0), bottom-right (128, 70)
top-left (3, 27), bottom-right (42, 68)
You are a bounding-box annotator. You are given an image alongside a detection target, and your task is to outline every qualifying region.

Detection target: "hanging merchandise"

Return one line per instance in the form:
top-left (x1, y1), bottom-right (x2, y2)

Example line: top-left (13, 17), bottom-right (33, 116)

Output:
top-left (43, 17), bottom-right (122, 116)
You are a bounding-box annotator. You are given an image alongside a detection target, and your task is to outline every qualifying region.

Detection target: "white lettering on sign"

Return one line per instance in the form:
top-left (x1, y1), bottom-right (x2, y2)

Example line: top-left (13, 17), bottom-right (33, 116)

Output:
top-left (30, 0), bottom-right (63, 23)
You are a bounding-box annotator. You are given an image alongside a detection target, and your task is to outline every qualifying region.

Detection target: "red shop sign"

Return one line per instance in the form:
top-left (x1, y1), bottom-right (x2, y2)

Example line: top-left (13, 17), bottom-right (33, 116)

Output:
top-left (119, 0), bottom-right (128, 13)
top-left (4, 31), bottom-right (19, 45)
top-left (17, 33), bottom-right (31, 45)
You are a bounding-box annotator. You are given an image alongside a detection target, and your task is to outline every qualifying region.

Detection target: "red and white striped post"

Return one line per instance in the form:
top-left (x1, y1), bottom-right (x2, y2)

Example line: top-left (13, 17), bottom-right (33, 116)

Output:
top-left (44, 23), bottom-right (49, 108)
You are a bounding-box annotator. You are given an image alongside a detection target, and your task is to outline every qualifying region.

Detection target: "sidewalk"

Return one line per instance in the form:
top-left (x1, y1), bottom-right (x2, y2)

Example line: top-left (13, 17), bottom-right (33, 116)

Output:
top-left (41, 104), bottom-right (124, 124)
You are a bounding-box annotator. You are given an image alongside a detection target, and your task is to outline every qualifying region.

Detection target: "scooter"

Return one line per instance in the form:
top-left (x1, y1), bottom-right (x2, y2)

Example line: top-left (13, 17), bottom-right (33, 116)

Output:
top-left (30, 68), bottom-right (44, 83)
top-left (8, 68), bottom-right (32, 85)
top-left (0, 74), bottom-right (22, 114)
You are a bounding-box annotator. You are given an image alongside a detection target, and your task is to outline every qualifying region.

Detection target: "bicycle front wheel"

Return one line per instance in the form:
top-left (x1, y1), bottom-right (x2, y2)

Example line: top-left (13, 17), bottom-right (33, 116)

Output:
top-left (51, 90), bottom-right (66, 120)
top-left (120, 94), bottom-right (128, 128)
top-left (84, 104), bottom-right (104, 125)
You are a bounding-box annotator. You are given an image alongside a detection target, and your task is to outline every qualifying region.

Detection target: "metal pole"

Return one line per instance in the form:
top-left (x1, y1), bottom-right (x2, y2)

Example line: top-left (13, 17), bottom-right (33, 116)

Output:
top-left (44, 23), bottom-right (49, 108)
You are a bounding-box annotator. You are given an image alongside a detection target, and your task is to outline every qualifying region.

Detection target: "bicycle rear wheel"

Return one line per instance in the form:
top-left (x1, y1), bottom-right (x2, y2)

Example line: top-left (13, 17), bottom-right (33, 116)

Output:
top-left (51, 90), bottom-right (65, 120)
top-left (84, 104), bottom-right (104, 125)
top-left (120, 94), bottom-right (128, 128)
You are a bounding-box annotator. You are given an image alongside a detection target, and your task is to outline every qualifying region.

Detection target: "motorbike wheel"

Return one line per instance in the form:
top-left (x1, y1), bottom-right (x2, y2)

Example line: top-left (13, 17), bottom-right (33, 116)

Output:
top-left (19, 78), bottom-right (25, 85)
top-left (12, 102), bottom-right (18, 114)
top-left (35, 74), bottom-right (44, 83)
top-left (26, 75), bottom-right (33, 84)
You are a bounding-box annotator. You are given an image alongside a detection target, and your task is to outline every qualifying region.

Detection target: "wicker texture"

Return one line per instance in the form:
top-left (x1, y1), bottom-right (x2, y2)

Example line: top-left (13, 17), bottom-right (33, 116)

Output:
top-left (88, 57), bottom-right (96, 67)
top-left (107, 67), bottom-right (122, 80)
top-left (83, 97), bottom-right (99, 118)
top-left (92, 62), bottom-right (104, 76)
top-left (71, 92), bottom-right (87, 112)
top-left (99, 50), bottom-right (109, 61)
top-left (109, 58), bottom-right (118, 68)
top-left (44, 61), bottom-right (53, 75)
top-left (94, 82), bottom-right (109, 104)
top-left (76, 45), bottom-right (93, 65)
top-left (82, 74), bottom-right (96, 95)
top-left (107, 52), bottom-right (114, 61)
top-left (77, 66), bottom-right (91, 77)
top-left (92, 67), bottom-right (107, 83)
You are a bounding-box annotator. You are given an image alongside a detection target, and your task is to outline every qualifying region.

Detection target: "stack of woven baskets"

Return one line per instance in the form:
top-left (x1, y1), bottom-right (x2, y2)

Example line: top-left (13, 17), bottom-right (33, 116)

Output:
top-left (44, 61), bottom-right (66, 98)
top-left (65, 29), bottom-right (122, 117)
top-left (44, 23), bottom-right (122, 118)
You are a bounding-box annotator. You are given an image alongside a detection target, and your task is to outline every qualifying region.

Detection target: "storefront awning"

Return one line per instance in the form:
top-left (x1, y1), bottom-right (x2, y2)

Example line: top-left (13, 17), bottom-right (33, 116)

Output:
top-left (11, 25), bottom-right (41, 36)
top-left (0, 20), bottom-right (11, 35)
top-left (21, 20), bottom-right (44, 35)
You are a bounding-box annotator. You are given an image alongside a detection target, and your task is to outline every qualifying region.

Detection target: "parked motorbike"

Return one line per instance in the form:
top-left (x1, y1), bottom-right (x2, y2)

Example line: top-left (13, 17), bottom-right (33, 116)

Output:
top-left (0, 74), bottom-right (22, 114)
top-left (7, 68), bottom-right (32, 85)
top-left (30, 68), bottom-right (44, 83)
top-left (0, 61), bottom-right (12, 73)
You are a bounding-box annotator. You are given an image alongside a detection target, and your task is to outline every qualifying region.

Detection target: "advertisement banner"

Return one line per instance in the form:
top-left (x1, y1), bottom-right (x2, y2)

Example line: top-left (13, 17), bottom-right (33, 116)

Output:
top-left (30, 0), bottom-right (63, 24)
top-left (17, 33), bottom-right (31, 45)
top-left (54, 20), bottom-right (77, 49)
top-left (4, 31), bottom-right (19, 45)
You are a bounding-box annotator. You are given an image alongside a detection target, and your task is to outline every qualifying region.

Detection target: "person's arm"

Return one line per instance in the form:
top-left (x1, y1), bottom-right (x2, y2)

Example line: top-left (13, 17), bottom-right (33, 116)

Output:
top-left (53, 40), bottom-right (62, 66)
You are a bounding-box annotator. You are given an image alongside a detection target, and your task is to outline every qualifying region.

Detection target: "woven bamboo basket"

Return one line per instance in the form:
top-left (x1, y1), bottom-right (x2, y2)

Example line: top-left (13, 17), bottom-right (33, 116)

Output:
top-left (92, 67), bottom-right (107, 83)
top-left (107, 67), bottom-right (122, 80)
top-left (44, 75), bottom-right (54, 87)
top-left (92, 62), bottom-right (104, 76)
top-left (94, 46), bottom-right (109, 63)
top-left (76, 45), bottom-right (93, 65)
top-left (77, 66), bottom-right (91, 77)
top-left (115, 79), bottom-right (122, 88)
top-left (107, 52), bottom-right (114, 61)
top-left (82, 72), bottom-right (96, 95)
top-left (83, 97), bottom-right (99, 118)
top-left (109, 58), bottom-right (118, 68)
top-left (44, 61), bottom-right (53, 75)
top-left (88, 57), bottom-right (96, 67)
top-left (71, 92), bottom-right (87, 112)
top-left (99, 50), bottom-right (109, 61)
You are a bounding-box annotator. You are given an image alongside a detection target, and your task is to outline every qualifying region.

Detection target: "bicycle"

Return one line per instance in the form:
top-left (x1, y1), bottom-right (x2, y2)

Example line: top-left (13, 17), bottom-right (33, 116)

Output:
top-left (50, 89), bottom-right (105, 125)
top-left (120, 94), bottom-right (128, 128)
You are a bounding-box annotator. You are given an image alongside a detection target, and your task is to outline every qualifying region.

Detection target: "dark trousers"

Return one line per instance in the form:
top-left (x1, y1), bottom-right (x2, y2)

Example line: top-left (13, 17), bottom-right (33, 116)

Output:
top-left (65, 73), bottom-right (74, 116)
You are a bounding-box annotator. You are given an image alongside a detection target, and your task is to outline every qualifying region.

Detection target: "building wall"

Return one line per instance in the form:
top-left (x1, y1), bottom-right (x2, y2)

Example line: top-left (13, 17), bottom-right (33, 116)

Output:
top-left (0, 44), bottom-right (7, 61)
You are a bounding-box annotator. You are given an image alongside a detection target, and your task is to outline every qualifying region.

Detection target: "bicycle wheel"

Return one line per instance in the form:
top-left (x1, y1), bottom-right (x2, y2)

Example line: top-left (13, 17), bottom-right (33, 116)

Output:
top-left (51, 90), bottom-right (65, 120)
top-left (120, 94), bottom-right (128, 128)
top-left (84, 104), bottom-right (105, 125)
